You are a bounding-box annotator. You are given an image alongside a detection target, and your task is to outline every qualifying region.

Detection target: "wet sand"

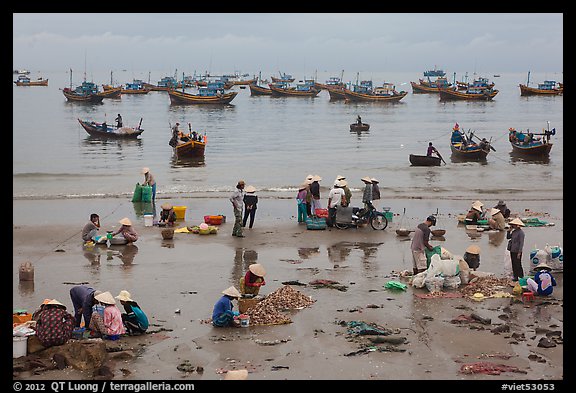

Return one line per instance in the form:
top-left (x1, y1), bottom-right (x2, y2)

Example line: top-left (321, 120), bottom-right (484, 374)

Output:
top-left (13, 197), bottom-right (563, 380)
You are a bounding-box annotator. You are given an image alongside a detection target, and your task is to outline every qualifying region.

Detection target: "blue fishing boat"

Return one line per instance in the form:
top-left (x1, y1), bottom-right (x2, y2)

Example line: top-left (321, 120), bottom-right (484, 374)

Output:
top-left (121, 79), bottom-right (150, 94)
top-left (508, 123), bottom-right (555, 157)
top-left (62, 70), bottom-right (104, 103)
top-left (168, 80), bottom-right (238, 104)
top-left (271, 71), bottom-right (295, 84)
top-left (423, 66), bottom-right (446, 77)
top-left (519, 72), bottom-right (562, 96)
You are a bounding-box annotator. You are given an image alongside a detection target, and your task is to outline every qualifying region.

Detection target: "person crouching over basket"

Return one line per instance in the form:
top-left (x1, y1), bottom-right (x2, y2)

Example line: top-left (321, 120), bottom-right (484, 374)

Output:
top-left (240, 263), bottom-right (266, 296)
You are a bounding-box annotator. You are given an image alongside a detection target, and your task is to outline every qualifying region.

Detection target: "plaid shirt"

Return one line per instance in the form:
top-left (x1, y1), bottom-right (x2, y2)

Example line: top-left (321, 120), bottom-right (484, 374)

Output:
top-left (36, 306), bottom-right (75, 347)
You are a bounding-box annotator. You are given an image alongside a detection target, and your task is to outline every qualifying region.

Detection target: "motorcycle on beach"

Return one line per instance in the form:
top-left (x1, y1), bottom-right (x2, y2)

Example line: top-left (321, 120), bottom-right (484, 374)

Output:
top-left (333, 203), bottom-right (388, 230)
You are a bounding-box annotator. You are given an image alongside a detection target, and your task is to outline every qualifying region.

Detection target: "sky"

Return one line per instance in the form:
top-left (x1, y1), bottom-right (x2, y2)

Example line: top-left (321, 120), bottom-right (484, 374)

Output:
top-left (13, 13), bottom-right (563, 75)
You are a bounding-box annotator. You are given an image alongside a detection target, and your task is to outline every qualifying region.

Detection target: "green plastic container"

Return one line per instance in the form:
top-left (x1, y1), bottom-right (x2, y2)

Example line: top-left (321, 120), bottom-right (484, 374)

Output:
top-left (131, 183), bottom-right (143, 202)
top-left (384, 211), bottom-right (393, 222)
top-left (140, 185), bottom-right (152, 202)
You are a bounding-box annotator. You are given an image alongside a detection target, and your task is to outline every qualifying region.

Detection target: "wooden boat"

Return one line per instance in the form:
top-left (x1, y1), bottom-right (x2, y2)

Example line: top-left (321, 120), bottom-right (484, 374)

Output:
top-left (121, 80), bottom-right (150, 94)
top-left (423, 66), bottom-right (446, 77)
top-left (62, 80), bottom-right (105, 103)
top-left (456, 76), bottom-right (494, 91)
top-left (508, 124), bottom-right (554, 157)
top-left (174, 137), bottom-right (206, 158)
top-left (344, 82), bottom-right (407, 102)
top-left (14, 75), bottom-right (48, 86)
top-left (439, 86), bottom-right (499, 101)
top-left (232, 77), bottom-right (257, 86)
top-left (249, 83), bottom-right (272, 96)
top-left (271, 72), bottom-right (295, 84)
top-left (98, 86), bottom-right (122, 98)
top-left (410, 76), bottom-right (452, 93)
top-left (409, 154), bottom-right (442, 166)
top-left (78, 118), bottom-right (144, 138)
top-left (327, 86), bottom-right (348, 100)
top-left (168, 81), bottom-right (238, 105)
top-left (269, 83), bottom-right (320, 97)
top-left (314, 72), bottom-right (346, 90)
top-left (519, 71), bottom-right (562, 96)
top-left (350, 122), bottom-right (370, 131)
top-left (450, 131), bottom-right (492, 160)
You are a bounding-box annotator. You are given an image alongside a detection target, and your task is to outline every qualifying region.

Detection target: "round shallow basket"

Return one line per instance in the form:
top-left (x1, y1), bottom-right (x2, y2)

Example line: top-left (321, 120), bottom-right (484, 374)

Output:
top-left (396, 229), bottom-right (411, 236)
top-left (161, 228), bottom-right (174, 240)
top-left (431, 229), bottom-right (446, 236)
top-left (110, 237), bottom-right (128, 245)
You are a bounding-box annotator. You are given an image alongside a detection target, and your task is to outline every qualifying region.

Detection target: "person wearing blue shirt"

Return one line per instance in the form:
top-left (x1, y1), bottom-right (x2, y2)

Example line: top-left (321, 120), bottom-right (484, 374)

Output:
top-left (526, 263), bottom-right (557, 296)
top-left (212, 286), bottom-right (241, 327)
top-left (115, 290), bottom-right (149, 335)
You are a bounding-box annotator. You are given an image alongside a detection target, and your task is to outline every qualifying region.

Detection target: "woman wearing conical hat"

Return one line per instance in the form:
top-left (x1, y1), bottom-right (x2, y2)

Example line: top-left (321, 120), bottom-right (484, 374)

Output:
top-left (212, 286), bottom-right (241, 327)
top-left (240, 264), bottom-right (266, 296)
top-left (111, 217), bottom-right (139, 244)
top-left (34, 299), bottom-right (75, 348)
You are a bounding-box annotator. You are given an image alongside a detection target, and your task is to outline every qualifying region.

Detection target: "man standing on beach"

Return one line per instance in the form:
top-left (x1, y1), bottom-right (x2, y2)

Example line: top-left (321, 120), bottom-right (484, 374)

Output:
top-left (230, 180), bottom-right (246, 237)
top-left (410, 215), bottom-right (436, 275)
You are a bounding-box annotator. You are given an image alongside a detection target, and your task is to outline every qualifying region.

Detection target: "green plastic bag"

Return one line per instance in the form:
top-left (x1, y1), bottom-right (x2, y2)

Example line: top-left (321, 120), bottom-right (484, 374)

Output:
top-left (385, 281), bottom-right (407, 291)
top-left (141, 185), bottom-right (152, 203)
top-left (425, 245), bottom-right (442, 268)
top-left (131, 183), bottom-right (143, 202)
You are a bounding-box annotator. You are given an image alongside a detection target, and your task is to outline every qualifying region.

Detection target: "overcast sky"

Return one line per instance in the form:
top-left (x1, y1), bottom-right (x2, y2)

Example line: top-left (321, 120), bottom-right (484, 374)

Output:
top-left (13, 13), bottom-right (563, 75)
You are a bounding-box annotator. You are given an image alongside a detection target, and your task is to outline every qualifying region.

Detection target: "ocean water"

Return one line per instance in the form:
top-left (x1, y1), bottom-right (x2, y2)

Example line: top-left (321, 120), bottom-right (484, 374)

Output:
top-left (13, 70), bottom-right (563, 201)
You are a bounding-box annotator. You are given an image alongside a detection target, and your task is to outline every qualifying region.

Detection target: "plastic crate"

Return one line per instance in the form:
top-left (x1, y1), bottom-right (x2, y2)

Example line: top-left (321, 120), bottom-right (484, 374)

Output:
top-left (315, 208), bottom-right (328, 218)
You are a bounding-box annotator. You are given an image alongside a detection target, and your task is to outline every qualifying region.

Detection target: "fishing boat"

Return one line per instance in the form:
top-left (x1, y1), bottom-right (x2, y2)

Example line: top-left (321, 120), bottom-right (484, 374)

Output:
top-left (271, 72), bottom-right (295, 84)
top-left (248, 72), bottom-right (273, 96)
top-left (314, 71), bottom-right (346, 90)
top-left (450, 127), bottom-right (493, 160)
top-left (350, 122), bottom-right (370, 132)
top-left (269, 82), bottom-right (320, 97)
top-left (327, 86), bottom-right (349, 100)
top-left (439, 85), bottom-right (499, 101)
top-left (98, 86), bottom-right (122, 99)
top-left (508, 123), bottom-right (555, 157)
top-left (423, 66), bottom-right (446, 77)
top-left (13, 74), bottom-right (48, 86)
top-left (62, 72), bottom-right (104, 103)
top-left (456, 76), bottom-right (494, 91)
top-left (78, 118), bottom-right (144, 138)
top-left (409, 154), bottom-right (442, 166)
top-left (14, 69), bottom-right (30, 75)
top-left (519, 72), bottom-right (562, 96)
top-left (168, 81), bottom-right (238, 105)
top-left (121, 80), bottom-right (150, 94)
top-left (344, 82), bottom-right (407, 102)
top-left (144, 75), bottom-right (179, 91)
top-left (410, 76), bottom-right (452, 93)
top-left (173, 134), bottom-right (207, 158)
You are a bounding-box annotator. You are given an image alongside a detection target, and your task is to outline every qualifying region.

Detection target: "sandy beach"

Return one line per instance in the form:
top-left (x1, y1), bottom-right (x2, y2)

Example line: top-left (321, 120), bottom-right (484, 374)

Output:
top-left (13, 196), bottom-right (563, 381)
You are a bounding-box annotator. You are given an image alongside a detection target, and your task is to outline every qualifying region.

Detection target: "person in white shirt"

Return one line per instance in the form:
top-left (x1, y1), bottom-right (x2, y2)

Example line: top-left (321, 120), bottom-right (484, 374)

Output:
top-left (327, 180), bottom-right (346, 227)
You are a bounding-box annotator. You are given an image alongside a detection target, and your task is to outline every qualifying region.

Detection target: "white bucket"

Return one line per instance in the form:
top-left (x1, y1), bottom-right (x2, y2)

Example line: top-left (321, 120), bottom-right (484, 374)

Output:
top-left (239, 316), bottom-right (250, 328)
top-left (13, 336), bottom-right (27, 358)
top-left (144, 214), bottom-right (153, 227)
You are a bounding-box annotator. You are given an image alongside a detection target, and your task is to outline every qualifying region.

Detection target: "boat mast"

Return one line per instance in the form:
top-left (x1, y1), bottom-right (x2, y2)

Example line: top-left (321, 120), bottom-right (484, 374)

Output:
top-left (527, 71), bottom-right (531, 86)
top-left (69, 68), bottom-right (73, 89)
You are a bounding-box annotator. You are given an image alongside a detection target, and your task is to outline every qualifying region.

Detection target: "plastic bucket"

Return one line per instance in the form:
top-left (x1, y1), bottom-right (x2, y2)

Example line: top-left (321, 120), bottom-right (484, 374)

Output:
top-left (144, 214), bottom-right (153, 227)
top-left (239, 315), bottom-right (250, 327)
top-left (13, 336), bottom-right (27, 358)
top-left (173, 206), bottom-right (186, 220)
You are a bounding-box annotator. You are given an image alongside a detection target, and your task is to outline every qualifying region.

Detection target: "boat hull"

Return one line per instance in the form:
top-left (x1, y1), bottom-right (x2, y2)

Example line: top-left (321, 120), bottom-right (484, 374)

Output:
top-left (510, 142), bottom-right (553, 157)
top-left (409, 154), bottom-right (441, 166)
top-left (168, 90), bottom-right (238, 105)
top-left (63, 89), bottom-right (104, 103)
top-left (78, 119), bottom-right (143, 138)
top-left (350, 123), bottom-right (370, 131)
top-left (344, 90), bottom-right (407, 102)
top-left (439, 89), bottom-right (499, 101)
top-left (269, 85), bottom-right (320, 97)
top-left (120, 88), bottom-right (150, 94)
top-left (519, 84), bottom-right (562, 96)
top-left (327, 87), bottom-right (348, 100)
top-left (97, 87), bottom-right (122, 99)
top-left (249, 83), bottom-right (272, 96)
top-left (174, 140), bottom-right (206, 158)
top-left (232, 78), bottom-right (257, 86)
top-left (410, 81), bottom-right (443, 93)
top-left (14, 79), bottom-right (48, 86)
top-left (450, 143), bottom-right (489, 160)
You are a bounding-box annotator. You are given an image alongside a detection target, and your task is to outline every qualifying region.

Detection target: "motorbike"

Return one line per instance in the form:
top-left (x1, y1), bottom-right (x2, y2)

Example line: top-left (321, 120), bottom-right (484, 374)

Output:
top-left (334, 203), bottom-right (388, 230)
